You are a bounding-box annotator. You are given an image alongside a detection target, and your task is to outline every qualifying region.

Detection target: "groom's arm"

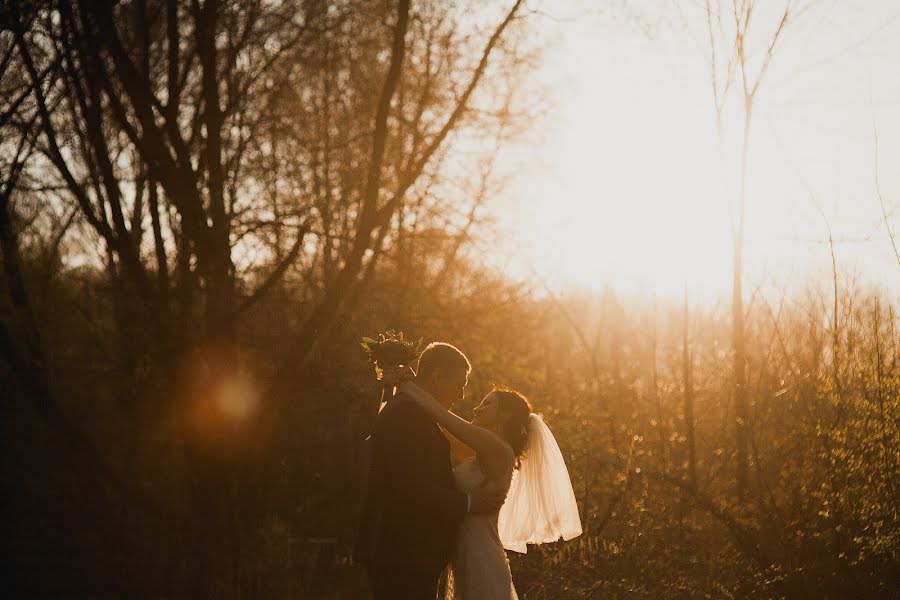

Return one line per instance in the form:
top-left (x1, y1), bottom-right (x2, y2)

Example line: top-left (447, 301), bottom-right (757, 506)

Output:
top-left (382, 405), bottom-right (468, 526)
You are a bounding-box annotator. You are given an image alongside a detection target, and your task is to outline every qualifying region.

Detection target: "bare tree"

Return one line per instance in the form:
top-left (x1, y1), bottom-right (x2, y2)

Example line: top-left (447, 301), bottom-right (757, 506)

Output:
top-left (701, 0), bottom-right (799, 502)
top-left (1, 0), bottom-right (537, 592)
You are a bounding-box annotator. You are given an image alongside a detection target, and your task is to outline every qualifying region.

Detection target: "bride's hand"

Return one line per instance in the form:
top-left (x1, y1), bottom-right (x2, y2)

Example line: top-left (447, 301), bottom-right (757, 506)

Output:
top-left (395, 378), bottom-right (422, 397)
top-left (381, 365), bottom-right (415, 388)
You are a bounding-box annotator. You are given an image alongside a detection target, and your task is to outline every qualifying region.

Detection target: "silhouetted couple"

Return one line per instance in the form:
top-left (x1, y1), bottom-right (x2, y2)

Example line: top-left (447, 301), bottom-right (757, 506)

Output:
top-left (356, 342), bottom-right (582, 599)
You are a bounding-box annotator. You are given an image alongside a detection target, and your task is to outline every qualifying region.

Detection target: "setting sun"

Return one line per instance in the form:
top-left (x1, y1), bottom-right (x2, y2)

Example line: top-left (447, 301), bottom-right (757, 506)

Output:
top-left (495, 2), bottom-right (900, 300)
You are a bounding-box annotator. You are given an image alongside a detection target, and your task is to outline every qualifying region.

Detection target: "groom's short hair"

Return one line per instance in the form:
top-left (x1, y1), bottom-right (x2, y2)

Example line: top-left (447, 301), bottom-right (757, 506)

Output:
top-left (417, 342), bottom-right (471, 378)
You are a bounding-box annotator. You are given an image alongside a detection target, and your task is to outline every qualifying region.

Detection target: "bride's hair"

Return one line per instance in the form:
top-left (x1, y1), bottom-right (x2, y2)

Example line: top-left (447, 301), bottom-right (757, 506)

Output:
top-left (492, 387), bottom-right (533, 463)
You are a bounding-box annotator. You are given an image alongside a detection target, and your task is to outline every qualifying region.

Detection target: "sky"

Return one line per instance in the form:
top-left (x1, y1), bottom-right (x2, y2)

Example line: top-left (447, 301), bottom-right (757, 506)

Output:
top-left (487, 0), bottom-right (900, 301)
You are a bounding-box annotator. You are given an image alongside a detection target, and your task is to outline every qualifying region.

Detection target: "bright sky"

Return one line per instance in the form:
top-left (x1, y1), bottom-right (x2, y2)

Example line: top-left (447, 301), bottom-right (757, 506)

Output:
top-left (489, 0), bottom-right (900, 301)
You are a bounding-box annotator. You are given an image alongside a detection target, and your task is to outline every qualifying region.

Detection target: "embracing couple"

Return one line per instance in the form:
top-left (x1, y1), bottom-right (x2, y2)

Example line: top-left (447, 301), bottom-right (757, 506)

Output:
top-left (355, 342), bottom-right (582, 599)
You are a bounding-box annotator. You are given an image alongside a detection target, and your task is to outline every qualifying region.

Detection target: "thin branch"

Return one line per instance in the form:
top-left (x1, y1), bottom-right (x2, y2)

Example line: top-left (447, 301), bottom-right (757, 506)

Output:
top-left (872, 112), bottom-right (900, 267)
top-left (232, 221), bottom-right (310, 319)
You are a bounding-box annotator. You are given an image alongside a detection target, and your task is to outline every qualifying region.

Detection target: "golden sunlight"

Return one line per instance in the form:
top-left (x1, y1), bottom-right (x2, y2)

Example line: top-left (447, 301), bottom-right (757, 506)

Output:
top-left (6, 0), bottom-right (899, 596)
top-left (496, 2), bottom-right (900, 300)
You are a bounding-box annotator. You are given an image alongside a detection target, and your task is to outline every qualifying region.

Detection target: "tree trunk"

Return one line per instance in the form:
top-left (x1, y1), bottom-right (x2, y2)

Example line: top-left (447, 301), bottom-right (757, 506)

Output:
top-left (683, 282), bottom-right (697, 492)
top-left (734, 105), bottom-right (751, 503)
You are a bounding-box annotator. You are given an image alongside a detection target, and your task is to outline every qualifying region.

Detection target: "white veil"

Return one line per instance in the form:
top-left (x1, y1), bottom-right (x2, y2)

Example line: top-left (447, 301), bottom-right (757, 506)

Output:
top-left (498, 413), bottom-right (582, 553)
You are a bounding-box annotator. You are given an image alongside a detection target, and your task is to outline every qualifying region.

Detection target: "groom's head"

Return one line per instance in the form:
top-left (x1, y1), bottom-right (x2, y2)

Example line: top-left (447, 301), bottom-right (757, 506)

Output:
top-left (415, 342), bottom-right (471, 409)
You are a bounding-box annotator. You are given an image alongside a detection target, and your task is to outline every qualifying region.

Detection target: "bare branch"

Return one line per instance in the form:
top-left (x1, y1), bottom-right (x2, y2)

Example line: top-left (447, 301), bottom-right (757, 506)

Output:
top-left (872, 113), bottom-right (900, 267)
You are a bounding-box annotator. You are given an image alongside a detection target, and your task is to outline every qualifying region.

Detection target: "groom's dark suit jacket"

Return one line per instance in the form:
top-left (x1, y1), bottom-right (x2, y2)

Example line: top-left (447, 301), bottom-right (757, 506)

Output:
top-left (355, 391), bottom-right (468, 578)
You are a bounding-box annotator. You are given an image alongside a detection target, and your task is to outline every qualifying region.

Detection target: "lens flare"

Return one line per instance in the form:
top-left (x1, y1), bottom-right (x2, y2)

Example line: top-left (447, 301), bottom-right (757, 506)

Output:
top-left (179, 345), bottom-right (263, 445)
top-left (216, 375), bottom-right (260, 420)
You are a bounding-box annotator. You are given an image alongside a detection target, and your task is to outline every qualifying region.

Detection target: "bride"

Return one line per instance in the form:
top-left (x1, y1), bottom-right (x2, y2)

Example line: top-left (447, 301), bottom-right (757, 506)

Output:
top-left (395, 379), bottom-right (582, 599)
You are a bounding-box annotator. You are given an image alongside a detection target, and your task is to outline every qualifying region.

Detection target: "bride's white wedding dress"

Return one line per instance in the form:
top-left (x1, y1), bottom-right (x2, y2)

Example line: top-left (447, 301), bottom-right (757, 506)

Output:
top-left (447, 457), bottom-right (518, 600)
top-left (440, 413), bottom-right (582, 599)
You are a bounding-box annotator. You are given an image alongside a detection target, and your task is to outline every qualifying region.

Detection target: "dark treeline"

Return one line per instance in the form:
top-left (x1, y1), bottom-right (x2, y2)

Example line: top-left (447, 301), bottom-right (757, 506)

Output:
top-left (1, 0), bottom-right (898, 598)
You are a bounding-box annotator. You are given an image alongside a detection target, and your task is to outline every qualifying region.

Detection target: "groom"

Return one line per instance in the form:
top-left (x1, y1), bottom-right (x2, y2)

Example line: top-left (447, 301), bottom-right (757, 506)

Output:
top-left (355, 342), bottom-right (507, 599)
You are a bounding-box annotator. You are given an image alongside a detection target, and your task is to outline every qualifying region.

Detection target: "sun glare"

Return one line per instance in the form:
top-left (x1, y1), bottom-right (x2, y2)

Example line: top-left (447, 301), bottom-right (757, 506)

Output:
top-left (507, 29), bottom-right (736, 298)
top-left (495, 6), bottom-right (900, 301)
